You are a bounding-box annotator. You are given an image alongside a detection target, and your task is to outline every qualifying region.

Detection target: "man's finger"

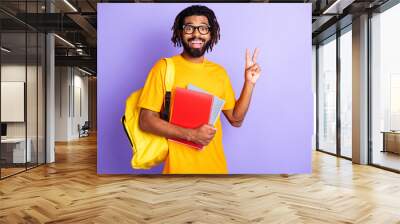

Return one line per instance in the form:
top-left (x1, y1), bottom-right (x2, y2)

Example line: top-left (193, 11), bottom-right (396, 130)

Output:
top-left (247, 63), bottom-right (259, 71)
top-left (252, 48), bottom-right (260, 63)
top-left (246, 64), bottom-right (255, 71)
top-left (246, 48), bottom-right (251, 67)
top-left (205, 124), bottom-right (216, 130)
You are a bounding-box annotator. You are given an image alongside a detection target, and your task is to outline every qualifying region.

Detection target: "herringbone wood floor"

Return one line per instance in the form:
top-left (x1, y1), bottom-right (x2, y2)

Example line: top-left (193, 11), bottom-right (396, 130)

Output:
top-left (1, 134), bottom-right (400, 224)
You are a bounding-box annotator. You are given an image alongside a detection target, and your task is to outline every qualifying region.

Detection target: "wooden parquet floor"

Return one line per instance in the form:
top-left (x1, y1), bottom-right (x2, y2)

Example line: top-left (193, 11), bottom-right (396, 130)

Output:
top-left (1, 134), bottom-right (400, 224)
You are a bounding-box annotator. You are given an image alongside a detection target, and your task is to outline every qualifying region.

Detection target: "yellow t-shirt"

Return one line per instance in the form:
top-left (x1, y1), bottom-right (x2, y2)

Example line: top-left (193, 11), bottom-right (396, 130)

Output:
top-left (138, 54), bottom-right (236, 174)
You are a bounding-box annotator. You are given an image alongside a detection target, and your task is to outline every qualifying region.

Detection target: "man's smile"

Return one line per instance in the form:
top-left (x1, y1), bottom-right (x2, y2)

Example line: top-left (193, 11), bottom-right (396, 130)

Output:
top-left (189, 39), bottom-right (205, 49)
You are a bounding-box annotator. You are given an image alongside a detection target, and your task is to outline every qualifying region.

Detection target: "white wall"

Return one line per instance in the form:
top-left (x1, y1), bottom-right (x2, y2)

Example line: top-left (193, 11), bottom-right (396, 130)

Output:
top-left (55, 66), bottom-right (69, 141)
top-left (72, 72), bottom-right (89, 138)
top-left (55, 66), bottom-right (89, 141)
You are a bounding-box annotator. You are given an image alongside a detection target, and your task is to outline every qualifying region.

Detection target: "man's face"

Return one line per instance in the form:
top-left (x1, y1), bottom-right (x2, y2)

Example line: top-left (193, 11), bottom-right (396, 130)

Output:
top-left (181, 15), bottom-right (211, 58)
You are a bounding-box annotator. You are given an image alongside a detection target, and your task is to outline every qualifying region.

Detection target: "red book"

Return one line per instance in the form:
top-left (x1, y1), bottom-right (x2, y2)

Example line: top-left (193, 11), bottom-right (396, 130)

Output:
top-left (169, 87), bottom-right (213, 149)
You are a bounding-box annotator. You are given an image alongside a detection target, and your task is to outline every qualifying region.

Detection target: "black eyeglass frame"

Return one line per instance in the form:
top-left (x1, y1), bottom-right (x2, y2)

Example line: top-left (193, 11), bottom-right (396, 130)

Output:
top-left (182, 24), bottom-right (211, 35)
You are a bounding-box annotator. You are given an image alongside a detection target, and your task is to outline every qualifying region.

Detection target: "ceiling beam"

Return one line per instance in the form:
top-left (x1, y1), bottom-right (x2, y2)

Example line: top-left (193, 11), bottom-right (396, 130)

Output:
top-left (55, 55), bottom-right (96, 70)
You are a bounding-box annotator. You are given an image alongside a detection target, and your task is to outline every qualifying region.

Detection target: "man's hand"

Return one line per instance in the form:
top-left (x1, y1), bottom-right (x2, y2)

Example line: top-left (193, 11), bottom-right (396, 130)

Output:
top-left (139, 109), bottom-right (216, 147)
top-left (188, 124), bottom-right (217, 146)
top-left (245, 48), bottom-right (261, 85)
top-left (223, 48), bottom-right (262, 127)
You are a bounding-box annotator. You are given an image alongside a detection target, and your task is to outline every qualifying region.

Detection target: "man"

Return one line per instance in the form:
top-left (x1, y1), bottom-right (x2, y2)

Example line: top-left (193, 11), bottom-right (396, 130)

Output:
top-left (138, 5), bottom-right (261, 174)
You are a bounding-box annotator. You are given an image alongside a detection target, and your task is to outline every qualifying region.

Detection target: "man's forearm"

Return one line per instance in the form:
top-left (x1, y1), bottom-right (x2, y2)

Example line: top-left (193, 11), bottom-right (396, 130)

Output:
top-left (232, 81), bottom-right (254, 122)
top-left (139, 109), bottom-right (194, 141)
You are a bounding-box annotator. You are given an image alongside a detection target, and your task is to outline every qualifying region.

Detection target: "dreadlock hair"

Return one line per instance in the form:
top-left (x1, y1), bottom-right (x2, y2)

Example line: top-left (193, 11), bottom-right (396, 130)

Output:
top-left (171, 5), bottom-right (220, 52)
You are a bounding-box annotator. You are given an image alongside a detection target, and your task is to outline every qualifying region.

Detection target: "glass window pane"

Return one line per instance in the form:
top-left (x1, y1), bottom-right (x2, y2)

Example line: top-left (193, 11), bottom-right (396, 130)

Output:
top-left (340, 29), bottom-right (352, 158)
top-left (318, 36), bottom-right (337, 154)
top-left (371, 3), bottom-right (400, 171)
top-left (1, 30), bottom-right (27, 177)
top-left (0, 1), bottom-right (46, 179)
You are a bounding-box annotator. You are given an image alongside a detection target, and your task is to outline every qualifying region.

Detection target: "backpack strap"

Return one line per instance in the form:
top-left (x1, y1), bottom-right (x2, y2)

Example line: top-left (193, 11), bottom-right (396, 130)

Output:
top-left (161, 58), bottom-right (175, 121)
top-left (164, 58), bottom-right (175, 92)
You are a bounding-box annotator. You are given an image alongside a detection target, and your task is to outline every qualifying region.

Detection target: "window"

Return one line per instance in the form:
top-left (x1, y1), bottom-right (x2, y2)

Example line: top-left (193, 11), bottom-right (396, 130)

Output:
top-left (317, 36), bottom-right (337, 154)
top-left (0, 1), bottom-right (47, 179)
top-left (339, 27), bottom-right (352, 158)
top-left (371, 2), bottom-right (400, 171)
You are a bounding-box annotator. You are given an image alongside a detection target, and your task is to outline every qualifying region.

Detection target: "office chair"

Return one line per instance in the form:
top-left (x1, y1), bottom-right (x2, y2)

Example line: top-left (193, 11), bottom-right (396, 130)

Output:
top-left (79, 121), bottom-right (90, 138)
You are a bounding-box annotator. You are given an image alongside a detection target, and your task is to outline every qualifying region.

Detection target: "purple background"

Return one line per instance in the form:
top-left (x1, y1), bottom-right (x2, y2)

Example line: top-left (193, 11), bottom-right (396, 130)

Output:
top-left (98, 3), bottom-right (313, 174)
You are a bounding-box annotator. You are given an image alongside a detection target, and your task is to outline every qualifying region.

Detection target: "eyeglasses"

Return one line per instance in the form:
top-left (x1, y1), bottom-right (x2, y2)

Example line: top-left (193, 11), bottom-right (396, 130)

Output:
top-left (182, 24), bottom-right (210, 35)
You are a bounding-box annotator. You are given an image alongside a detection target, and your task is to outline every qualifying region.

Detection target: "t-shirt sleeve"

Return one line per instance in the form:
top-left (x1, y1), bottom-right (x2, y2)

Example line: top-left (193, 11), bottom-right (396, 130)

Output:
top-left (137, 59), bottom-right (166, 112)
top-left (222, 70), bottom-right (236, 110)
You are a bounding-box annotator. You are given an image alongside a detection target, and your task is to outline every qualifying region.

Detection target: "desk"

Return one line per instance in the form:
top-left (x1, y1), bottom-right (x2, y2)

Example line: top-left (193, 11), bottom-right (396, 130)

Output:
top-left (1, 138), bottom-right (32, 163)
top-left (381, 131), bottom-right (400, 154)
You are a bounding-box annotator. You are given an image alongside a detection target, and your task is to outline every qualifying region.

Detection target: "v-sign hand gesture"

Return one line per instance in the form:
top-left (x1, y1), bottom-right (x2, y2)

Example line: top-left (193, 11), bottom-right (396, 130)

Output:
top-left (245, 48), bottom-right (261, 85)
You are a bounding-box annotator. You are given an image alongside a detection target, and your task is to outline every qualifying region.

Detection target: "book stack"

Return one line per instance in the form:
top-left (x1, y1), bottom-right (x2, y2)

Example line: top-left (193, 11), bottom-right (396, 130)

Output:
top-left (168, 84), bottom-right (225, 149)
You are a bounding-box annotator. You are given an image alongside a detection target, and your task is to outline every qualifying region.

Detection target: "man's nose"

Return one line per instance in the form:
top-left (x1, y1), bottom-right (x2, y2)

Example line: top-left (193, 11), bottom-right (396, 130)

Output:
top-left (192, 28), bottom-right (202, 36)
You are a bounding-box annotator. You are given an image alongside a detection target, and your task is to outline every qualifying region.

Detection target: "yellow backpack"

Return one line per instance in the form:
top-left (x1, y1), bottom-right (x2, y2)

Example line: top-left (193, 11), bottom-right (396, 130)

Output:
top-left (121, 58), bottom-right (175, 169)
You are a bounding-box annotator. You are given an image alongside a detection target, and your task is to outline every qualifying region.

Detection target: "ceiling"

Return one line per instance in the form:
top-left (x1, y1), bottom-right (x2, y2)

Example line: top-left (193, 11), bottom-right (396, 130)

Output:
top-left (0, 0), bottom-right (393, 74)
